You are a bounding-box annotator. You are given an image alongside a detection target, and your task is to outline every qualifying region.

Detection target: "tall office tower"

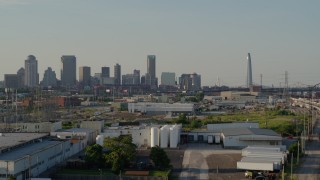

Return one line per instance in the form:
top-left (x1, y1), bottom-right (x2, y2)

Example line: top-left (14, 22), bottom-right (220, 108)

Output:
top-left (247, 53), bottom-right (253, 88)
top-left (161, 72), bottom-right (176, 86)
top-left (24, 55), bottom-right (39, 87)
top-left (101, 67), bottom-right (110, 77)
top-left (79, 66), bottom-right (91, 87)
top-left (17, 67), bottom-right (25, 88)
top-left (122, 69), bottom-right (141, 85)
top-left (147, 55), bottom-right (157, 86)
top-left (133, 69), bottom-right (140, 84)
top-left (61, 55), bottom-right (76, 87)
top-left (41, 67), bottom-right (57, 87)
top-left (114, 63), bottom-right (121, 85)
top-left (4, 74), bottom-right (18, 89)
top-left (179, 73), bottom-right (201, 91)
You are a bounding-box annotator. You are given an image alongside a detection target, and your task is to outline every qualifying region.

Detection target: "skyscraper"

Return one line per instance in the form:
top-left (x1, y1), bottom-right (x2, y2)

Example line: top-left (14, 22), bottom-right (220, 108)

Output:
top-left (4, 74), bottom-right (18, 89)
top-left (24, 55), bottom-right (39, 87)
top-left (114, 63), bottom-right (121, 85)
top-left (17, 67), bottom-right (25, 88)
top-left (79, 66), bottom-right (91, 87)
top-left (247, 53), bottom-right (253, 88)
top-left (101, 67), bottom-right (110, 78)
top-left (161, 72), bottom-right (176, 86)
top-left (147, 55), bottom-right (157, 86)
top-left (179, 73), bottom-right (201, 91)
top-left (41, 67), bottom-right (57, 87)
top-left (61, 55), bottom-right (76, 87)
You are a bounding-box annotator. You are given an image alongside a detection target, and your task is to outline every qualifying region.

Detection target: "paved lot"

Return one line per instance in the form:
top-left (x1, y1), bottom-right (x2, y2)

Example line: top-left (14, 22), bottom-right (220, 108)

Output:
top-left (179, 144), bottom-right (245, 180)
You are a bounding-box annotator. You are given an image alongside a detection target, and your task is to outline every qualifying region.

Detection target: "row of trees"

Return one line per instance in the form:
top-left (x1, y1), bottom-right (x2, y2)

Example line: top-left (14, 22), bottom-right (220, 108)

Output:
top-left (85, 135), bottom-right (171, 173)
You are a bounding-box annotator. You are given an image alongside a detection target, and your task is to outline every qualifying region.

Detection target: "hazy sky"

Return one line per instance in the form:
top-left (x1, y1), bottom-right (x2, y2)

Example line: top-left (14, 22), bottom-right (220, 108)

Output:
top-left (1, 0), bottom-right (320, 87)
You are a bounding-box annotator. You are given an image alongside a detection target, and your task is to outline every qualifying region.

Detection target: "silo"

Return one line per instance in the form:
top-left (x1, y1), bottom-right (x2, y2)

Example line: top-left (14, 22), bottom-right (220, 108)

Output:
top-left (96, 135), bottom-right (104, 146)
top-left (160, 125), bottom-right (170, 148)
top-left (151, 127), bottom-right (159, 147)
top-left (170, 125), bottom-right (179, 148)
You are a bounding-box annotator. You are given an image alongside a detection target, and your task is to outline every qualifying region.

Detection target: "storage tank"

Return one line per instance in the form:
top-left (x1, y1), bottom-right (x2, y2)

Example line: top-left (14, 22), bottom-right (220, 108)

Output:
top-left (170, 125), bottom-right (179, 148)
top-left (160, 125), bottom-right (170, 148)
top-left (151, 127), bottom-right (159, 147)
top-left (96, 135), bottom-right (104, 146)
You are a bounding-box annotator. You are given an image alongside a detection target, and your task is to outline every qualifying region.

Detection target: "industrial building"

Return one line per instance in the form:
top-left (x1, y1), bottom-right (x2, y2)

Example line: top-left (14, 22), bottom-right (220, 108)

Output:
top-left (0, 128), bottom-right (97, 180)
top-left (96, 124), bottom-right (182, 148)
top-left (221, 128), bottom-right (282, 149)
top-left (0, 121), bottom-right (62, 133)
top-left (128, 102), bottom-right (194, 116)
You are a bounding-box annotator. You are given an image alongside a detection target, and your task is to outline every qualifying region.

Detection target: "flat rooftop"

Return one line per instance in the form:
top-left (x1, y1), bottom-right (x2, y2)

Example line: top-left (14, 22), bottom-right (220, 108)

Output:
top-left (0, 139), bottom-right (62, 161)
top-left (0, 133), bottom-right (48, 151)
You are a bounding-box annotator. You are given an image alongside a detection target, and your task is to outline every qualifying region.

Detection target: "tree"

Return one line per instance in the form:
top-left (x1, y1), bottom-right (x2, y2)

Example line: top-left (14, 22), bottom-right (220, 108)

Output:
top-left (174, 113), bottom-right (188, 124)
top-left (150, 146), bottom-right (171, 170)
top-left (84, 144), bottom-right (104, 166)
top-left (104, 135), bottom-right (137, 173)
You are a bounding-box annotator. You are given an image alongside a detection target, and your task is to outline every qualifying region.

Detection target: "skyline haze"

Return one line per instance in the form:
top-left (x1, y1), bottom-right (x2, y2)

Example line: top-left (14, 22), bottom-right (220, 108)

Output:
top-left (1, 0), bottom-right (320, 87)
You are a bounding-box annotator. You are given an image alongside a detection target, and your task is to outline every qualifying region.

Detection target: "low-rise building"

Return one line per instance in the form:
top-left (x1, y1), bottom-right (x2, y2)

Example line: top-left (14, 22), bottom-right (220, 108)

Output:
top-left (0, 133), bottom-right (85, 180)
top-left (128, 102), bottom-right (194, 116)
top-left (221, 128), bottom-right (282, 149)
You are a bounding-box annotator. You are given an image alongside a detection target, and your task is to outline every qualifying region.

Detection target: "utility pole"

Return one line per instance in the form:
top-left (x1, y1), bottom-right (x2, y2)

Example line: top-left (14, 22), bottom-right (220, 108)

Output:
top-left (291, 153), bottom-right (293, 180)
top-left (260, 74), bottom-right (263, 89)
top-left (297, 141), bottom-right (300, 164)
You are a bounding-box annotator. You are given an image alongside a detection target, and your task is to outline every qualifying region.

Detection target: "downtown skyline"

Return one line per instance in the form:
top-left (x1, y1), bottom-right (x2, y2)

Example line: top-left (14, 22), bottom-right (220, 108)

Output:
top-left (1, 0), bottom-right (320, 87)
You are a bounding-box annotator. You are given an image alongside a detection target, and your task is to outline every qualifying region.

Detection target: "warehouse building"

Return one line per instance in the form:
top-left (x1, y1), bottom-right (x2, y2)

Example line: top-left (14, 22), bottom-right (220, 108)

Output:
top-left (221, 128), bottom-right (282, 149)
top-left (128, 102), bottom-right (194, 116)
top-left (0, 133), bottom-right (87, 180)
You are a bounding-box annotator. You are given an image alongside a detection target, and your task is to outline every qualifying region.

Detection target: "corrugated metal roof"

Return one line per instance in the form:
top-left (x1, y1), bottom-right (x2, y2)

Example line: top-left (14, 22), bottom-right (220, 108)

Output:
top-left (222, 128), bottom-right (280, 137)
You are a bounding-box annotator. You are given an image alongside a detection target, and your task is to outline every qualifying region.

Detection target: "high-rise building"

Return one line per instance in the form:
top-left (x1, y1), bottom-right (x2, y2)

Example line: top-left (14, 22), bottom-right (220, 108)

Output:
top-left (79, 66), bottom-right (91, 87)
top-left (101, 67), bottom-right (110, 78)
top-left (122, 69), bottom-right (140, 85)
top-left (114, 63), bottom-right (121, 85)
top-left (147, 55), bottom-right (157, 86)
top-left (17, 67), bottom-right (25, 88)
top-left (4, 74), bottom-right (18, 89)
top-left (41, 67), bottom-right (57, 87)
top-left (247, 53), bottom-right (253, 88)
top-left (61, 55), bottom-right (76, 87)
top-left (24, 55), bottom-right (39, 87)
top-left (179, 73), bottom-right (201, 91)
top-left (161, 72), bottom-right (176, 86)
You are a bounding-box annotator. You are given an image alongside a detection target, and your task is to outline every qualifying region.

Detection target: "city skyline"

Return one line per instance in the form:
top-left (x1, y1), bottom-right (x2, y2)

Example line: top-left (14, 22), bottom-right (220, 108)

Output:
top-left (1, 0), bottom-right (320, 87)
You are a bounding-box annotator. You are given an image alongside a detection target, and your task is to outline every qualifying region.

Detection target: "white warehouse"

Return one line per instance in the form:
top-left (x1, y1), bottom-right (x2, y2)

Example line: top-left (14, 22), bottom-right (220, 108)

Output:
top-left (221, 128), bottom-right (282, 149)
top-left (97, 124), bottom-right (182, 148)
top-left (0, 128), bottom-right (98, 180)
top-left (128, 102), bottom-right (194, 116)
top-left (0, 133), bottom-right (88, 180)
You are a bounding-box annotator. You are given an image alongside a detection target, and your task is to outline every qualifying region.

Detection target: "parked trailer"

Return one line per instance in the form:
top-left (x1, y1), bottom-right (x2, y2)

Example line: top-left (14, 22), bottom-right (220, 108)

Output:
top-left (208, 135), bottom-right (213, 144)
top-left (237, 161), bottom-right (274, 171)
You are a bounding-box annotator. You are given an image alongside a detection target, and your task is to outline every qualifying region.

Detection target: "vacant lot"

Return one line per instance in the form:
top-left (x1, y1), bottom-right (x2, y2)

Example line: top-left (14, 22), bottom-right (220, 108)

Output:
top-left (207, 153), bottom-right (244, 180)
top-left (179, 144), bottom-right (246, 180)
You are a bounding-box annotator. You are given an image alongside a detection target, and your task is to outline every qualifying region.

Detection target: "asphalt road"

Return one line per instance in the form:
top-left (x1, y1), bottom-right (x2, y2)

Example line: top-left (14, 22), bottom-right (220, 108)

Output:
top-left (295, 118), bottom-right (320, 180)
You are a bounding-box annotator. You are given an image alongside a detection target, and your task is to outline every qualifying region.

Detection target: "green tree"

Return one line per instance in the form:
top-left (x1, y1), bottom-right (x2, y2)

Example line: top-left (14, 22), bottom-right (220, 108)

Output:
top-left (190, 119), bottom-right (200, 129)
top-left (84, 144), bottom-right (104, 166)
top-left (150, 146), bottom-right (171, 170)
top-left (104, 135), bottom-right (137, 173)
top-left (174, 113), bottom-right (188, 124)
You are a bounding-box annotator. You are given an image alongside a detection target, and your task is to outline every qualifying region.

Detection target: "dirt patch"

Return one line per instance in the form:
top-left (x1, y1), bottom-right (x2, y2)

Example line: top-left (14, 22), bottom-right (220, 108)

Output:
top-left (206, 153), bottom-right (245, 180)
top-left (125, 171), bottom-right (149, 176)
